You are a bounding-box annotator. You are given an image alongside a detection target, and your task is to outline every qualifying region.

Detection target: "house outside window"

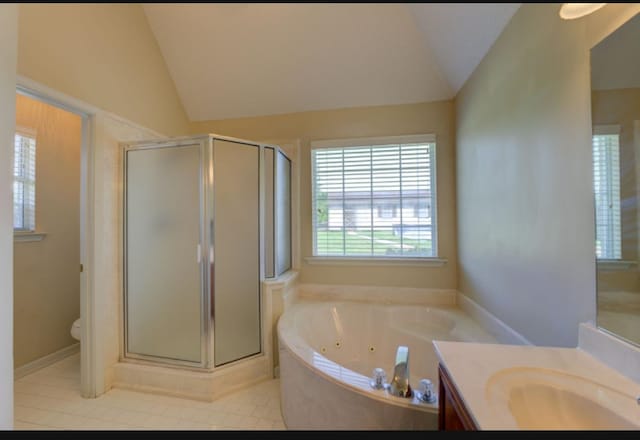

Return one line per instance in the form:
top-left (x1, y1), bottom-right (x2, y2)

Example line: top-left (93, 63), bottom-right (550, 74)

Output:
top-left (311, 134), bottom-right (437, 258)
top-left (414, 201), bottom-right (429, 219)
top-left (378, 204), bottom-right (396, 219)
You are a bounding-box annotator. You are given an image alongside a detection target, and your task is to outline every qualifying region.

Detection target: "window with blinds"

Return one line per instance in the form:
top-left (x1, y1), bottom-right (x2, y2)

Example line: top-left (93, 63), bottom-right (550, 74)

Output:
top-left (13, 132), bottom-right (36, 232)
top-left (311, 135), bottom-right (436, 258)
top-left (592, 128), bottom-right (621, 259)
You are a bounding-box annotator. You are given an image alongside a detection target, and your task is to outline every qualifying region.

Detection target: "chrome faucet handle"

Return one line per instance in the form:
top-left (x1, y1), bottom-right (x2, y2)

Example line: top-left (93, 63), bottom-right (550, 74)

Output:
top-left (370, 367), bottom-right (388, 390)
top-left (417, 378), bottom-right (437, 403)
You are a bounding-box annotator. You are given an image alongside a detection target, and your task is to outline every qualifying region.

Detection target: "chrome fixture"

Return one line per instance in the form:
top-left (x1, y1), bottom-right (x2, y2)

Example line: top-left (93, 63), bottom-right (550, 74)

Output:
top-left (416, 378), bottom-right (437, 403)
top-left (370, 367), bottom-right (388, 390)
top-left (389, 345), bottom-right (412, 398)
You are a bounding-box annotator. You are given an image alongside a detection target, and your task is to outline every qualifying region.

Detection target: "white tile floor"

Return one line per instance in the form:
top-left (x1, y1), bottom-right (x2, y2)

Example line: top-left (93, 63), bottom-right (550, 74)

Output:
top-left (14, 353), bottom-right (286, 430)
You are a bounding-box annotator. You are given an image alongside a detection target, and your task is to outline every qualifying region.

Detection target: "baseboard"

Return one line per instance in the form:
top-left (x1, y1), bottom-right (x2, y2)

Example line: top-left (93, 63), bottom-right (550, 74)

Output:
top-left (456, 292), bottom-right (532, 346)
top-left (14, 343), bottom-right (80, 379)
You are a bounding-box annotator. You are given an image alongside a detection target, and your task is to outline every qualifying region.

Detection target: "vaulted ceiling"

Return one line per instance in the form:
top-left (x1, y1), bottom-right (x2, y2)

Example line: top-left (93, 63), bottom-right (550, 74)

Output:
top-left (143, 3), bottom-right (520, 121)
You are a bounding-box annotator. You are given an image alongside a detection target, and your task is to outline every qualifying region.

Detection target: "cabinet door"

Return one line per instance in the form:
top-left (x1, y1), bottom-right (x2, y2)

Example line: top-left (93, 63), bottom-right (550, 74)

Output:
top-left (438, 363), bottom-right (478, 430)
top-left (125, 144), bottom-right (203, 364)
top-left (213, 140), bottom-right (261, 366)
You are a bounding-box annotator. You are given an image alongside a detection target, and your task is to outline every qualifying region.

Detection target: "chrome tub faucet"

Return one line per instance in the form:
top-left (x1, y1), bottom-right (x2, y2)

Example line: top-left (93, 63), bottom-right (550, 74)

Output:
top-left (389, 345), bottom-right (412, 398)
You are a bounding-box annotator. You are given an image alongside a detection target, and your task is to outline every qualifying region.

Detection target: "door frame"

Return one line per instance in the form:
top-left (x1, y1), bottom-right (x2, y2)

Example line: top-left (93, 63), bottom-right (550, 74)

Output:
top-left (16, 75), bottom-right (99, 398)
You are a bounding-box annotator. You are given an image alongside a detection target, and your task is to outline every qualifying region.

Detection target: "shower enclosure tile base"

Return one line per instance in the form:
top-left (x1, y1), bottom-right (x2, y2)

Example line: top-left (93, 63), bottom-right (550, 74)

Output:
top-left (112, 355), bottom-right (272, 402)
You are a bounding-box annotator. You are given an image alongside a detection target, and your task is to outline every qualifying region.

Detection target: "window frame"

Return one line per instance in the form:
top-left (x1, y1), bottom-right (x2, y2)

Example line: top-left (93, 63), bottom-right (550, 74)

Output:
top-left (310, 134), bottom-right (439, 261)
top-left (13, 127), bottom-right (37, 233)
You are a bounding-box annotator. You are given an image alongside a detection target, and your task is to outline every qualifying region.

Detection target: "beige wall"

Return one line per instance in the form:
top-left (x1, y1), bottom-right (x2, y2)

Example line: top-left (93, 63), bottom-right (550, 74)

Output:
top-left (0, 3), bottom-right (17, 428)
top-left (14, 94), bottom-right (82, 368)
top-left (192, 101), bottom-right (457, 289)
top-left (456, 4), bottom-right (640, 347)
top-left (592, 88), bottom-right (640, 294)
top-left (18, 4), bottom-right (190, 136)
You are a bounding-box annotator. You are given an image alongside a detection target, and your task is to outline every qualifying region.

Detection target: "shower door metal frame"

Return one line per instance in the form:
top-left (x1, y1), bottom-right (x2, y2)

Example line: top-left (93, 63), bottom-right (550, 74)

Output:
top-left (122, 137), bottom-right (211, 369)
top-left (264, 146), bottom-right (293, 279)
top-left (264, 145), bottom-right (276, 279)
top-left (210, 136), bottom-right (264, 367)
top-left (274, 149), bottom-right (293, 277)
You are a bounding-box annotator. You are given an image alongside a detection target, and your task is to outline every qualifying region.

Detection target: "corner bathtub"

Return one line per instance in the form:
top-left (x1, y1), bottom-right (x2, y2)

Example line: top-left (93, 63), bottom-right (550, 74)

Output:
top-left (277, 300), bottom-right (497, 430)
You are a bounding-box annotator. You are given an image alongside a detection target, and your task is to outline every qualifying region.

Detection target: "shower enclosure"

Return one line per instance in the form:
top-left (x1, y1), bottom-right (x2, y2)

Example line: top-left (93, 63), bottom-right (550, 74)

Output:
top-left (122, 134), bottom-right (291, 370)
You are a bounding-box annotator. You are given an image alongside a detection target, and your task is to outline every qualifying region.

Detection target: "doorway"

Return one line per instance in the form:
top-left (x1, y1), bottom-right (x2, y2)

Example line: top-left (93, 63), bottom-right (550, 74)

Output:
top-left (13, 83), bottom-right (93, 398)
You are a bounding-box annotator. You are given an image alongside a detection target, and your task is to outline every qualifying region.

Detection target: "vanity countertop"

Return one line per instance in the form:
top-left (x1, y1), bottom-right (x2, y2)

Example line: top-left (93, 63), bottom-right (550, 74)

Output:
top-left (433, 341), bottom-right (640, 430)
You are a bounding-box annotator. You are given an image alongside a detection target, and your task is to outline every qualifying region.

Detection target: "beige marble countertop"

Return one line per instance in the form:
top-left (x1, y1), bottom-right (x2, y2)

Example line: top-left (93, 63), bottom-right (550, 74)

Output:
top-left (433, 341), bottom-right (640, 430)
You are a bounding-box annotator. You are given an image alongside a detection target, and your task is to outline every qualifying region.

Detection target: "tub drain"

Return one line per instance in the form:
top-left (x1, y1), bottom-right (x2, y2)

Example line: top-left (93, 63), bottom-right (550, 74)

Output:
top-left (369, 346), bottom-right (375, 352)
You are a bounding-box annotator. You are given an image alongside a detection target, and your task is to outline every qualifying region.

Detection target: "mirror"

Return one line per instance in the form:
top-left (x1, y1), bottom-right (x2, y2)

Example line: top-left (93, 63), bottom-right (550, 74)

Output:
top-left (591, 12), bottom-right (640, 346)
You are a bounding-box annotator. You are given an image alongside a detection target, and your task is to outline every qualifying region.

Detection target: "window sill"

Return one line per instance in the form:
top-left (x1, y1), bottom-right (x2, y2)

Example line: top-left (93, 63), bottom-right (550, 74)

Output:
top-left (304, 256), bottom-right (447, 267)
top-left (14, 232), bottom-right (47, 243)
top-left (596, 259), bottom-right (637, 271)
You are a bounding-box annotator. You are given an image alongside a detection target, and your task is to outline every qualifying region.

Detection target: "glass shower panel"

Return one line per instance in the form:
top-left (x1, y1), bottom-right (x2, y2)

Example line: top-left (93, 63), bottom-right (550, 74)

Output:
top-left (125, 144), bottom-right (203, 363)
top-left (276, 150), bottom-right (292, 276)
top-left (213, 140), bottom-right (261, 366)
top-left (264, 147), bottom-right (275, 278)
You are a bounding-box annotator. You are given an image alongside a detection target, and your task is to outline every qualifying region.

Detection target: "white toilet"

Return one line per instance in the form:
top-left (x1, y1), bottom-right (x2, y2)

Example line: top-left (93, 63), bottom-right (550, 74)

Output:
top-left (70, 318), bottom-right (81, 341)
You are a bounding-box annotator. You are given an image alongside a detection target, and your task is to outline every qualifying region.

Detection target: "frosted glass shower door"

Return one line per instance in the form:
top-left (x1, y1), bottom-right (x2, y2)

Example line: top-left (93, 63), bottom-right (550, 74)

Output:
top-left (125, 144), bottom-right (203, 364)
top-left (275, 150), bottom-right (292, 276)
top-left (264, 147), bottom-right (275, 278)
top-left (265, 147), bottom-right (291, 278)
top-left (213, 140), bottom-right (261, 366)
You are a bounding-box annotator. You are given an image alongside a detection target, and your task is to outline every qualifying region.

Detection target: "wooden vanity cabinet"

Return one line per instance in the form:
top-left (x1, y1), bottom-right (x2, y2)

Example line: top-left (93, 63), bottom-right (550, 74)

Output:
top-left (438, 363), bottom-right (478, 431)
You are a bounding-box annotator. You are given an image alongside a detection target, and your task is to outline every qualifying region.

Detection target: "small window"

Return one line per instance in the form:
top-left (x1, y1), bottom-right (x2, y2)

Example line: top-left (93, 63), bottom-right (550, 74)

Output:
top-left (311, 135), bottom-right (437, 258)
top-left (377, 204), bottom-right (397, 219)
top-left (414, 201), bottom-right (430, 219)
top-left (592, 125), bottom-right (621, 259)
top-left (13, 131), bottom-right (36, 232)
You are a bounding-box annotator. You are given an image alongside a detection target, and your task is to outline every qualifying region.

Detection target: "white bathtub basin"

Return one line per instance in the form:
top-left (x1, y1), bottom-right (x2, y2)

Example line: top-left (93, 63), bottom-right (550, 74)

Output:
top-left (278, 299), bottom-right (497, 430)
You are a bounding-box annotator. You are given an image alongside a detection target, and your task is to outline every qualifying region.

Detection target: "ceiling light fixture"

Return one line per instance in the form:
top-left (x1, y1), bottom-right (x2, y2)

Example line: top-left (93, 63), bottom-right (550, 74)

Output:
top-left (559, 3), bottom-right (607, 20)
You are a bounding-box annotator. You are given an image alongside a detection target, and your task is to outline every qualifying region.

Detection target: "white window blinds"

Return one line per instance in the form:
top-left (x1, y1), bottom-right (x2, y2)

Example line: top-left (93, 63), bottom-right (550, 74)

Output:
top-left (13, 132), bottom-right (36, 231)
top-left (592, 129), bottom-right (621, 259)
top-left (312, 136), bottom-right (436, 258)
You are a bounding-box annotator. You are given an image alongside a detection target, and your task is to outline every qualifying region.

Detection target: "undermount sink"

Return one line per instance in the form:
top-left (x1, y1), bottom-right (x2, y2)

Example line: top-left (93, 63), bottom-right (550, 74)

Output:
top-left (485, 367), bottom-right (640, 430)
